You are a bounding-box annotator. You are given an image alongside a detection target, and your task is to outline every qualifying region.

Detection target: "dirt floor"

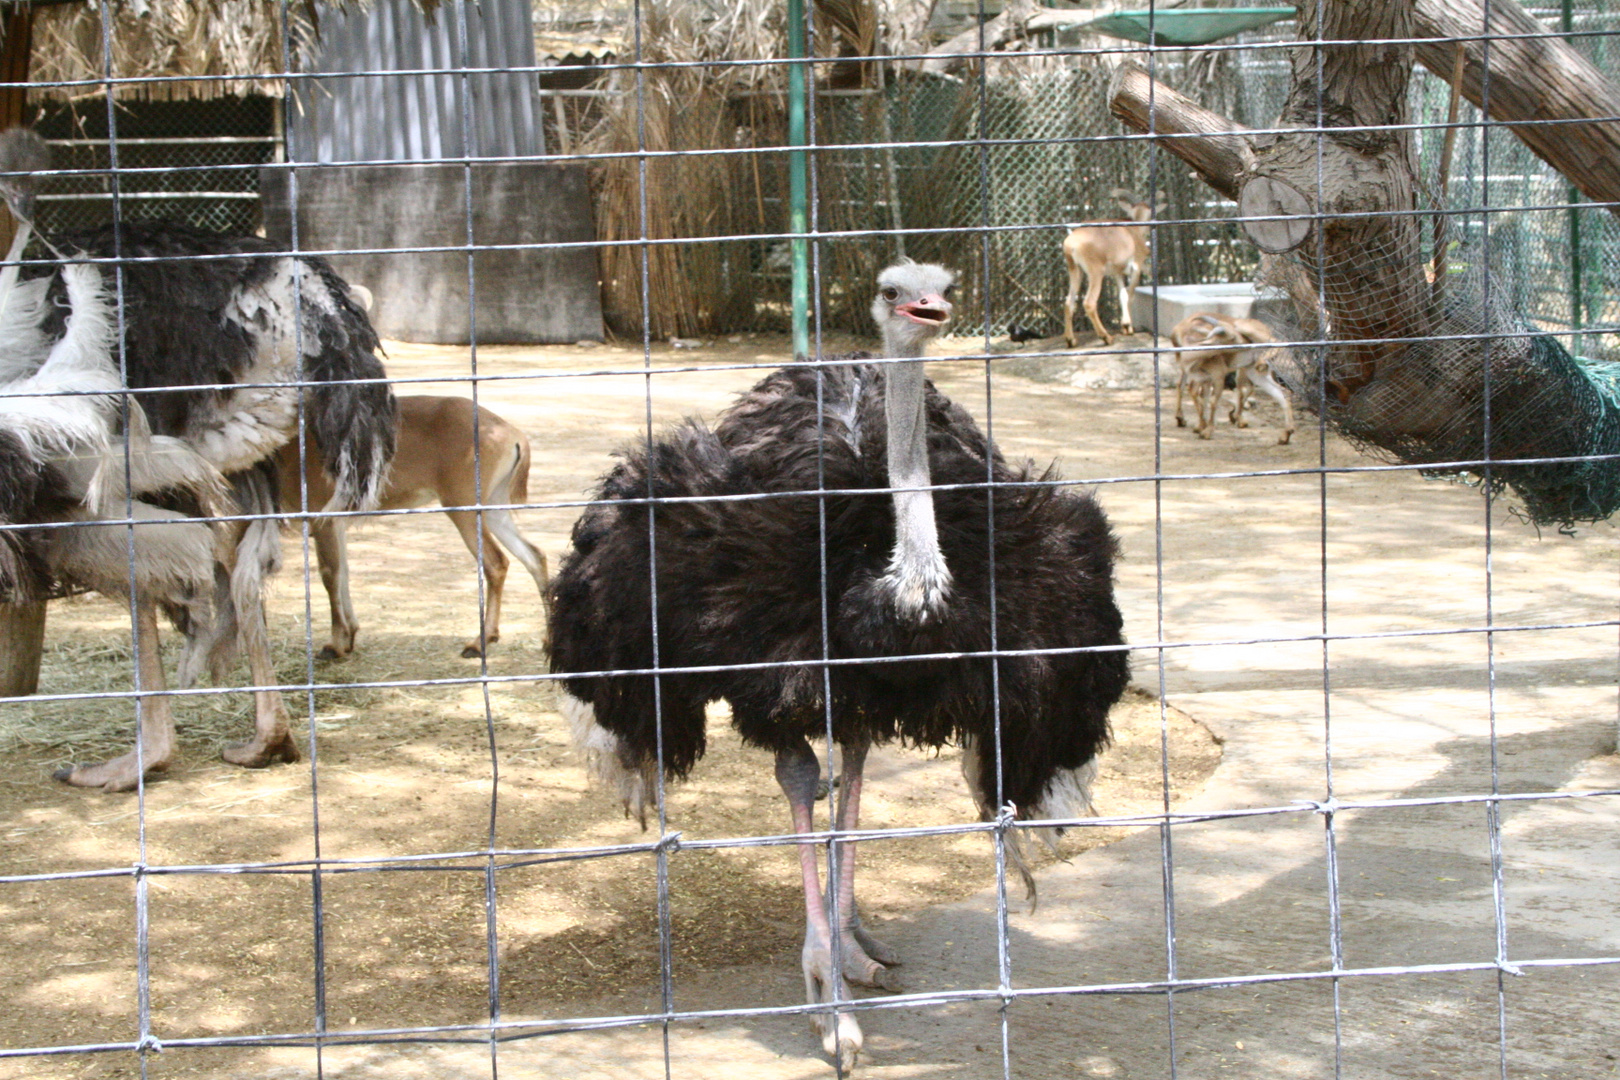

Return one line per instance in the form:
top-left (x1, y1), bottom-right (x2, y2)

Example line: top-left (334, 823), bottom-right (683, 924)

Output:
top-left (0, 331), bottom-right (1230, 1078)
top-left (3, 328), bottom-right (1616, 1079)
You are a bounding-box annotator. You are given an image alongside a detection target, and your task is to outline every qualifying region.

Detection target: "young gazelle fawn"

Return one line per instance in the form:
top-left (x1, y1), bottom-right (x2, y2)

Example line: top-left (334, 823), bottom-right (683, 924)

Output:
top-left (276, 395), bottom-right (551, 659)
top-left (1170, 312), bottom-right (1296, 444)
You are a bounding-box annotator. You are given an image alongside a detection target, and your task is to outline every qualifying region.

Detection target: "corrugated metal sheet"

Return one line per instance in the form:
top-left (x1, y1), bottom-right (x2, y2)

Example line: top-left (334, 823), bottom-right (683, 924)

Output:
top-left (290, 0), bottom-right (544, 163)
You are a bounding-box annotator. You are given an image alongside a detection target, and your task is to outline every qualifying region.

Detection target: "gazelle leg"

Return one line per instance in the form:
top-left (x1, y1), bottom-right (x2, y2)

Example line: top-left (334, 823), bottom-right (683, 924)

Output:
top-left (1084, 271), bottom-right (1112, 346)
top-left (1197, 378), bottom-right (1219, 438)
top-left (449, 509), bottom-right (510, 658)
top-left (1117, 269), bottom-right (1137, 336)
top-left (1063, 261), bottom-right (1082, 348)
top-left (1248, 362), bottom-right (1296, 444)
top-left (312, 519), bottom-right (358, 659)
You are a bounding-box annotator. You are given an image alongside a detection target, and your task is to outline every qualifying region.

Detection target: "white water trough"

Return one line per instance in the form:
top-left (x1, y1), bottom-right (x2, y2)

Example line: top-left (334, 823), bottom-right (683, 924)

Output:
top-left (1130, 281), bottom-right (1262, 332)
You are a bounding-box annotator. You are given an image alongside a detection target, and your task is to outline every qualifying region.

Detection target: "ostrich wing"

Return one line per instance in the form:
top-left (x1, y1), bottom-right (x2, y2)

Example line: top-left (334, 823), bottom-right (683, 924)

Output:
top-left (39, 224), bottom-right (397, 511)
top-left (43, 499), bottom-right (218, 603)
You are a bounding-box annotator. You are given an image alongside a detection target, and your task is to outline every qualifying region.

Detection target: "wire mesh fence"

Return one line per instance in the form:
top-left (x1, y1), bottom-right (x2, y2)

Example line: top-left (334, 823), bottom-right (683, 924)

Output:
top-left (1, 1), bottom-right (1618, 1079)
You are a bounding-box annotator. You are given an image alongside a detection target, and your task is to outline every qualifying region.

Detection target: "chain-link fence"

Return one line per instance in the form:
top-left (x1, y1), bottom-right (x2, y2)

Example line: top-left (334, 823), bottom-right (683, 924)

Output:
top-left (31, 95), bottom-right (279, 236)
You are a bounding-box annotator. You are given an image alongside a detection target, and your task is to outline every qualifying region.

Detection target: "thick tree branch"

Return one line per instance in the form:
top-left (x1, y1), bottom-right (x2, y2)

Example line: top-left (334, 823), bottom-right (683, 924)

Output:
top-left (1413, 0), bottom-right (1620, 214)
top-left (1107, 63), bottom-right (1253, 200)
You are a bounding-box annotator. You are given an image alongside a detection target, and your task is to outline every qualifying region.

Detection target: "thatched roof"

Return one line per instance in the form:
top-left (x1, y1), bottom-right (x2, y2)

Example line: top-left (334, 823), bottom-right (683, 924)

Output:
top-left (24, 0), bottom-right (308, 101)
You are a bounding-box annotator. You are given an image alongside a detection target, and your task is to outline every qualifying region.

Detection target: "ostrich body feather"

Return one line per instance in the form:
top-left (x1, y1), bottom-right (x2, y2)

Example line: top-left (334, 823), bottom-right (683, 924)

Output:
top-left (550, 359), bottom-right (1129, 818)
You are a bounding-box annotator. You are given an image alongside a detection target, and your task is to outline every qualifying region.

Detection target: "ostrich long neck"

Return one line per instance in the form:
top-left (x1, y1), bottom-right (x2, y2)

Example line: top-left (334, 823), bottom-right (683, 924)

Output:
top-left (881, 334), bottom-right (951, 618)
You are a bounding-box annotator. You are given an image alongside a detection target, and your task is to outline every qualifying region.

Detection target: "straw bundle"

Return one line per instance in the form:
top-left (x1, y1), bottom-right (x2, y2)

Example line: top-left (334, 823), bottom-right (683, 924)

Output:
top-left (585, 0), bottom-right (793, 339)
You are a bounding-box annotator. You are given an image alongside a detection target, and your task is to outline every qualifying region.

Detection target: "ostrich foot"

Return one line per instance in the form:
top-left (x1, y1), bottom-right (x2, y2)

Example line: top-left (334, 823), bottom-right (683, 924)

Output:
top-left (221, 729), bottom-right (301, 768)
top-left (812, 1007), bottom-right (862, 1074)
top-left (1175, 414), bottom-right (1187, 428)
top-left (804, 951), bottom-right (863, 1072)
top-left (839, 933), bottom-right (902, 992)
top-left (317, 644), bottom-right (348, 662)
top-left (815, 927), bottom-right (901, 993)
top-left (1278, 429), bottom-right (1294, 445)
top-left (54, 753), bottom-right (170, 794)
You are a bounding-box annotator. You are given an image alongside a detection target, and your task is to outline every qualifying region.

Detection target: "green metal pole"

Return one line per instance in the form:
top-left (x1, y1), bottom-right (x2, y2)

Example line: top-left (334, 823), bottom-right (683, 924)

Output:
top-left (788, 0), bottom-right (810, 360)
top-left (1564, 0), bottom-right (1584, 339)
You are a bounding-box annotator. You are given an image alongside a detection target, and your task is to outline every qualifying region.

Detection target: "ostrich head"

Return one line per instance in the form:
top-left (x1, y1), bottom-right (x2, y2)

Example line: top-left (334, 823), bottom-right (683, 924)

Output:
top-left (871, 261), bottom-right (954, 358)
top-left (0, 130), bottom-right (50, 324)
top-left (871, 261), bottom-right (957, 620)
top-left (0, 128), bottom-right (48, 227)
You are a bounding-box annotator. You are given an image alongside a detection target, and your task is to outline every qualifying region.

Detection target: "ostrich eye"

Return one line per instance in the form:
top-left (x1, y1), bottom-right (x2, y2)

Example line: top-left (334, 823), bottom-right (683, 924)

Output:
top-left (880, 286), bottom-right (899, 303)
top-left (942, 284), bottom-right (956, 299)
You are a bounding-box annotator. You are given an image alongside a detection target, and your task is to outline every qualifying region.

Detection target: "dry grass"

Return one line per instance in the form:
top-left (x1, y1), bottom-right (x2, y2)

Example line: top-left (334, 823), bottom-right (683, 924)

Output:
top-left (0, 591), bottom-right (379, 768)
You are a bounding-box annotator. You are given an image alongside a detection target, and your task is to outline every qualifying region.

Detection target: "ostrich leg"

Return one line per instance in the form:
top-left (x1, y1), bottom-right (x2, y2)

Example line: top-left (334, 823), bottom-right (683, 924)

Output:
top-left (829, 738), bottom-right (901, 988)
top-left (220, 580), bottom-right (299, 768)
top-left (56, 600), bottom-right (177, 792)
top-left (776, 739), bottom-right (863, 1071)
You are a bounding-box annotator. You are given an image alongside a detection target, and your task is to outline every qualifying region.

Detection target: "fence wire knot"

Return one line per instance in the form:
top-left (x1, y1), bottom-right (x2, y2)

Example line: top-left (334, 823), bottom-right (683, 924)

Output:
top-left (996, 803), bottom-right (1019, 833)
top-left (656, 831), bottom-right (683, 855)
top-left (1499, 960), bottom-right (1525, 977)
top-left (1295, 797), bottom-right (1340, 816)
top-left (136, 1035), bottom-right (164, 1054)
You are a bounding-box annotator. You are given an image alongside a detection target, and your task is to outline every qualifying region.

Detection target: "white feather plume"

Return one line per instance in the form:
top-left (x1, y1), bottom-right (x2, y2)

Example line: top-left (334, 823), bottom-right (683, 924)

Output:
top-left (0, 263), bottom-right (119, 464)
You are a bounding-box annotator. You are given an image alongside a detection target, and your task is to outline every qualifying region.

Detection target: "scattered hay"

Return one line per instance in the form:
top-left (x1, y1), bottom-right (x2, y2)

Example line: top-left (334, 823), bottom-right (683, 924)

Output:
top-left (0, 591), bottom-right (380, 768)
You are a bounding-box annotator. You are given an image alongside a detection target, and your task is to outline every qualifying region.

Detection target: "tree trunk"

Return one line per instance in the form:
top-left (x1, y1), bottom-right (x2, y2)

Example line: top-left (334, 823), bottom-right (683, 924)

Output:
top-left (1413, 0), bottom-right (1620, 216)
top-left (1110, 0), bottom-right (1620, 527)
top-left (1108, 66), bottom-right (1252, 202)
top-left (1115, 0), bottom-right (1428, 401)
top-left (0, 600), bottom-right (45, 697)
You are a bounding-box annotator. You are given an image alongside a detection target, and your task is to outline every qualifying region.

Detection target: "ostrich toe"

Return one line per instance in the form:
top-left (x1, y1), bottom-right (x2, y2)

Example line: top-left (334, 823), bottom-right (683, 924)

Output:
top-left (851, 923), bottom-right (901, 968)
top-left (221, 729), bottom-right (301, 768)
top-left (54, 752), bottom-right (169, 793)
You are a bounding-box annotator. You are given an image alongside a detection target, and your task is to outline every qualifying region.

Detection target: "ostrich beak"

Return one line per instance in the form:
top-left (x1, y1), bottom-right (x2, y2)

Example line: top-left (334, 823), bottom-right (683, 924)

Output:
top-left (896, 294), bottom-right (952, 327)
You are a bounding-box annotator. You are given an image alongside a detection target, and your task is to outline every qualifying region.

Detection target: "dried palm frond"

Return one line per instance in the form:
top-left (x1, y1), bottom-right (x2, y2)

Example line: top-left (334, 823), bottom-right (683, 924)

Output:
top-left (24, 0), bottom-right (334, 102)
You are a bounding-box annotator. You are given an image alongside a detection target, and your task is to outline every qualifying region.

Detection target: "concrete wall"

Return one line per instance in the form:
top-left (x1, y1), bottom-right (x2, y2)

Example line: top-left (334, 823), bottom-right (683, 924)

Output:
top-left (261, 163), bottom-right (603, 345)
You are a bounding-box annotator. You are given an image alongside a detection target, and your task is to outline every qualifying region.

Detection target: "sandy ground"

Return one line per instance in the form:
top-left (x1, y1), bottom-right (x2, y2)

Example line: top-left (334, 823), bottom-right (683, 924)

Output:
top-left (3, 330), bottom-right (1617, 1079)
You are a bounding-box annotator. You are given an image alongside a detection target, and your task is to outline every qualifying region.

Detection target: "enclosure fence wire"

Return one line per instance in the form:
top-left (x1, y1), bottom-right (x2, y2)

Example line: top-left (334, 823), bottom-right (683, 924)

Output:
top-left (1, 2), bottom-right (1618, 1080)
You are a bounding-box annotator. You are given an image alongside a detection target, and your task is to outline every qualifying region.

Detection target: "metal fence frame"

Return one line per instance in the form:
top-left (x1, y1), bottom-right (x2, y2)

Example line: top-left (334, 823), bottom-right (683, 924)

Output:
top-left (1, 1), bottom-right (1618, 1078)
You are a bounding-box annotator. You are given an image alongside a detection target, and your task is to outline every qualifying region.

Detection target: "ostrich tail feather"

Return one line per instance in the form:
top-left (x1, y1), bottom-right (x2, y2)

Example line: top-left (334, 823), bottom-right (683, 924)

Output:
top-left (561, 691), bottom-right (658, 831)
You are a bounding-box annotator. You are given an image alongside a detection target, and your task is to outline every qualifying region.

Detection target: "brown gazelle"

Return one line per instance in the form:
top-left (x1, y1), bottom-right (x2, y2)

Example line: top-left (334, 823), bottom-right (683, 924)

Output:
top-left (1170, 312), bottom-right (1296, 444)
top-left (1062, 189), bottom-right (1166, 347)
top-left (276, 395), bottom-right (551, 659)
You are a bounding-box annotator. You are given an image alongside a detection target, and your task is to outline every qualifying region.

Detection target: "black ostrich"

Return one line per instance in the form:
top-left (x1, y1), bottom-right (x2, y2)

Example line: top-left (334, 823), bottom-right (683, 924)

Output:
top-left (547, 261), bottom-right (1130, 1067)
top-left (0, 129), bottom-right (396, 792)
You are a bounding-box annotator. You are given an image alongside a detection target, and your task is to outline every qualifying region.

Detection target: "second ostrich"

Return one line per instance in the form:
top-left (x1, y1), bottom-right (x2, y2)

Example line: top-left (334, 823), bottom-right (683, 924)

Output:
top-left (0, 129), bottom-right (396, 791)
top-left (548, 262), bottom-right (1130, 1068)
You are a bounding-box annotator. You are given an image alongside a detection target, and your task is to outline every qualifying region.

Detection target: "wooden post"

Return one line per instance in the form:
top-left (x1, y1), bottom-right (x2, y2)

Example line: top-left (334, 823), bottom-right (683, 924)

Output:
top-left (0, 599), bottom-right (45, 696)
